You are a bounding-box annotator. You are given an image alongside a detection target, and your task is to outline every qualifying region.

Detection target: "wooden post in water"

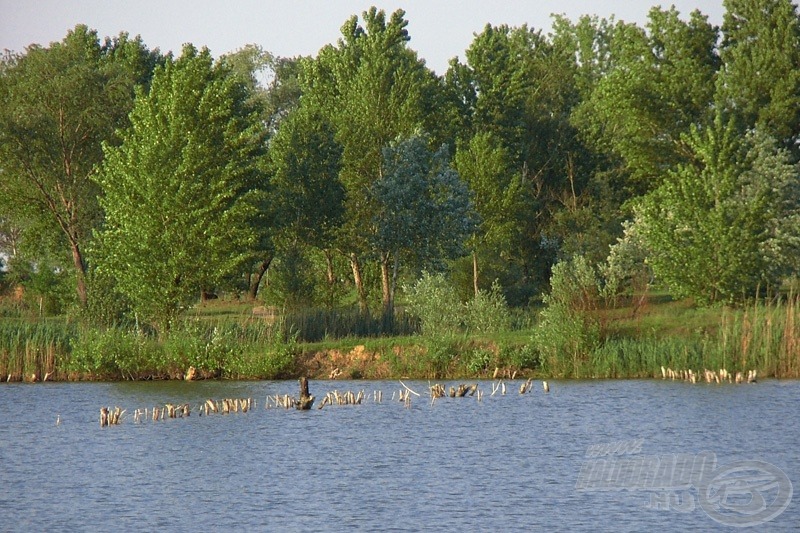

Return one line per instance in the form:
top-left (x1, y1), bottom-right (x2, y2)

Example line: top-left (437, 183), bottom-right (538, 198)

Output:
top-left (297, 377), bottom-right (314, 410)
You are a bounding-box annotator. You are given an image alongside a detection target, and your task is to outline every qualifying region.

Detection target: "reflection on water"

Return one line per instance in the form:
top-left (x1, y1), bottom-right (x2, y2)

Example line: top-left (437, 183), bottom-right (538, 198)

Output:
top-left (0, 379), bottom-right (797, 531)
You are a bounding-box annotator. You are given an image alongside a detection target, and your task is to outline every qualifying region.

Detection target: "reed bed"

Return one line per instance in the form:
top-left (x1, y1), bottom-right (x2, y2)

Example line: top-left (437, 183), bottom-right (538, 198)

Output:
top-left (713, 296), bottom-right (800, 378)
top-left (536, 295), bottom-right (800, 379)
top-left (0, 321), bottom-right (77, 381)
top-left (4, 297), bottom-right (800, 382)
top-left (280, 307), bottom-right (420, 342)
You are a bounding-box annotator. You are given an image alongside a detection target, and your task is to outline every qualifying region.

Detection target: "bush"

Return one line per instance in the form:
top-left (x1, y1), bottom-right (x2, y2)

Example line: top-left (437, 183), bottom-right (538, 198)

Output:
top-left (69, 328), bottom-right (160, 379)
top-left (532, 256), bottom-right (602, 377)
top-left (497, 342), bottom-right (539, 370)
top-left (464, 280), bottom-right (511, 335)
top-left (404, 272), bottom-right (462, 336)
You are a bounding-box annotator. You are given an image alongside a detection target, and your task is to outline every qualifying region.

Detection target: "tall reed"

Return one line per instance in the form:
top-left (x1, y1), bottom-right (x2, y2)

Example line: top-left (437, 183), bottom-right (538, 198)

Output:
top-left (0, 321), bottom-right (77, 381)
top-left (710, 295), bottom-right (800, 378)
top-left (535, 296), bottom-right (800, 379)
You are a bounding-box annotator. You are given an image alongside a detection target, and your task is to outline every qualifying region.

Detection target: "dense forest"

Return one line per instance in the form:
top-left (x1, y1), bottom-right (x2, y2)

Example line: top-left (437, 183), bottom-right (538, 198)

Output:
top-left (1, 0), bottom-right (799, 336)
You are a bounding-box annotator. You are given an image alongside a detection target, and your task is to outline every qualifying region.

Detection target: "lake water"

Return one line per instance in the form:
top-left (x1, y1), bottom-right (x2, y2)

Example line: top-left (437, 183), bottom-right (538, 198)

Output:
top-left (1, 379), bottom-right (798, 531)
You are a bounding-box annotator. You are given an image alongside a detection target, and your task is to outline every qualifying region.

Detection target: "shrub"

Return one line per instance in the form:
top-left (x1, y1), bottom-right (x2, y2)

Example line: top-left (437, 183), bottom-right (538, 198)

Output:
top-left (404, 272), bottom-right (462, 336)
top-left (464, 280), bottom-right (511, 335)
top-left (532, 256), bottom-right (602, 377)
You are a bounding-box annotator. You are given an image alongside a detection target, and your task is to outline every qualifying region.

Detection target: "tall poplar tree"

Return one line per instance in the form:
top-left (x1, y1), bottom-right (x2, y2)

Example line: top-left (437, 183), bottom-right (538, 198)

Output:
top-left (93, 45), bottom-right (267, 332)
top-left (298, 8), bottom-right (442, 311)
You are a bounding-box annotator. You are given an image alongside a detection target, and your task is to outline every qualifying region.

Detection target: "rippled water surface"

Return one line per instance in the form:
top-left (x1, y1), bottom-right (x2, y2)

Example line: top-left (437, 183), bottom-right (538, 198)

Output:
top-left (1, 379), bottom-right (798, 531)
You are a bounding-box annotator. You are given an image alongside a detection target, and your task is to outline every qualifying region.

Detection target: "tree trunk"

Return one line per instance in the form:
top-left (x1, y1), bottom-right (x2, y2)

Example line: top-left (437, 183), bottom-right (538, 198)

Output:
top-left (70, 240), bottom-right (88, 307)
top-left (350, 253), bottom-right (367, 313)
top-left (380, 252), bottom-right (392, 315)
top-left (321, 249), bottom-right (337, 308)
top-left (324, 249), bottom-right (335, 286)
top-left (472, 251), bottom-right (479, 297)
top-left (247, 257), bottom-right (272, 300)
top-left (391, 254), bottom-right (399, 310)
top-left (296, 377), bottom-right (314, 410)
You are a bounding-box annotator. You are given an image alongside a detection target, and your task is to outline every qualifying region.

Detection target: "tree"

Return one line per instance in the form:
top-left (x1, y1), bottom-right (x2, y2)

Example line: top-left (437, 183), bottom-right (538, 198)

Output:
top-left (371, 134), bottom-right (477, 313)
top-left (267, 105), bottom-right (344, 301)
top-left (718, 0), bottom-right (800, 152)
top-left (0, 26), bottom-right (160, 306)
top-left (447, 23), bottom-right (594, 296)
top-left (637, 115), bottom-right (799, 304)
top-left (570, 8), bottom-right (719, 193)
top-left (93, 45), bottom-right (267, 332)
top-left (454, 131), bottom-right (524, 295)
top-left (219, 46), bottom-right (305, 299)
top-left (298, 7), bottom-right (443, 311)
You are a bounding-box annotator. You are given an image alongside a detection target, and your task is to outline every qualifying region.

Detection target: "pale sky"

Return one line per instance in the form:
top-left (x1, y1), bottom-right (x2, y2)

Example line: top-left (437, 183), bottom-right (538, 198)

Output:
top-left (1, 1), bottom-right (725, 74)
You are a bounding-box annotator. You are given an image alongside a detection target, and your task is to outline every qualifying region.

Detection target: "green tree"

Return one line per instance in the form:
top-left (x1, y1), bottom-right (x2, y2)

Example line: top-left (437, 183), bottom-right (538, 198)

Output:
top-left (0, 25), bottom-right (160, 306)
top-left (298, 7), bottom-right (442, 311)
top-left (447, 23), bottom-right (593, 295)
top-left (93, 45), bottom-right (267, 332)
top-left (454, 131), bottom-right (524, 296)
top-left (638, 115), bottom-right (799, 304)
top-left (533, 255), bottom-right (601, 377)
top-left (267, 105), bottom-right (344, 301)
top-left (371, 134), bottom-right (477, 313)
top-left (220, 47), bottom-right (307, 299)
top-left (718, 0), bottom-right (800, 150)
top-left (571, 8), bottom-right (719, 193)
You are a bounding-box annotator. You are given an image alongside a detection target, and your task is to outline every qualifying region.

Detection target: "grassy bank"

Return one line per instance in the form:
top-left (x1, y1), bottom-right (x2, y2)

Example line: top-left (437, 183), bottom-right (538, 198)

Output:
top-left (1, 296), bottom-right (798, 382)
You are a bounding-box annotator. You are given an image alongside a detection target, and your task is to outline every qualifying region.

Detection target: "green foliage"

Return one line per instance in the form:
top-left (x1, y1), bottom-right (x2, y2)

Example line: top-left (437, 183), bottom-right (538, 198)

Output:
top-left (7, 5), bottom-right (800, 323)
top-left (372, 134), bottom-right (478, 310)
top-left (297, 8), bottom-right (448, 311)
top-left (463, 280), bottom-right (511, 335)
top-left (23, 265), bottom-right (74, 316)
top-left (464, 346), bottom-right (494, 375)
top-left (599, 219), bottom-right (651, 302)
top-left (0, 26), bottom-right (160, 306)
top-left (450, 22), bottom-right (592, 291)
top-left (422, 337), bottom-right (459, 379)
top-left (68, 319), bottom-right (298, 380)
top-left (405, 272), bottom-right (512, 338)
top-left (404, 272), bottom-right (462, 336)
top-left (454, 132), bottom-right (523, 253)
top-left (719, 0), bottom-right (800, 148)
top-left (69, 328), bottom-right (157, 379)
top-left (638, 117), bottom-right (799, 304)
top-left (496, 342), bottom-right (540, 371)
top-left (83, 267), bottom-right (132, 327)
top-left (532, 256), bottom-right (602, 377)
top-left (268, 105), bottom-right (344, 250)
top-left (571, 8), bottom-right (718, 191)
top-left (261, 246), bottom-right (318, 309)
top-left (93, 45), bottom-right (268, 333)
top-left (454, 132), bottom-right (529, 294)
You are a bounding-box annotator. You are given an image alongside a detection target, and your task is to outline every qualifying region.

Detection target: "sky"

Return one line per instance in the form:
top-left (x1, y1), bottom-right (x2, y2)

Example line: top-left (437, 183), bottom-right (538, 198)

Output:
top-left (1, 1), bottom-right (725, 74)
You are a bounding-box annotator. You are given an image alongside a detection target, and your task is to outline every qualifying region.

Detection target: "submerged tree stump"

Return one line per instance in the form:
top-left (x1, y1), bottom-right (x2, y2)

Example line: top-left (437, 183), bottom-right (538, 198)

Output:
top-left (296, 377), bottom-right (314, 410)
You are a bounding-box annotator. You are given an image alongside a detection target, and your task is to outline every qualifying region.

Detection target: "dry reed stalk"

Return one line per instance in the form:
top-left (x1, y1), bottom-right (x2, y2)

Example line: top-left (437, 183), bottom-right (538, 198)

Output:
top-left (399, 380), bottom-right (420, 397)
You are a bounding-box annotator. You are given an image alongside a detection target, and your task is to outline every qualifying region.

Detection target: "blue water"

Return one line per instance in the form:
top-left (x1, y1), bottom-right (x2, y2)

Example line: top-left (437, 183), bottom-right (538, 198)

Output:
top-left (1, 379), bottom-right (798, 531)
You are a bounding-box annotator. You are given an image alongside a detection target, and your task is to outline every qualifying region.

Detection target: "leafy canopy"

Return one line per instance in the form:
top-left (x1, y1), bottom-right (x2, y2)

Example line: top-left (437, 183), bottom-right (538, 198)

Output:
top-left (93, 45), bottom-right (267, 332)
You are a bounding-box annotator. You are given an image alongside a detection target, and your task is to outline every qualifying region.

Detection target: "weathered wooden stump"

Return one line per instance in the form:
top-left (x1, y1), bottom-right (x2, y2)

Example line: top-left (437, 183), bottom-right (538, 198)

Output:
top-left (296, 377), bottom-right (314, 410)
